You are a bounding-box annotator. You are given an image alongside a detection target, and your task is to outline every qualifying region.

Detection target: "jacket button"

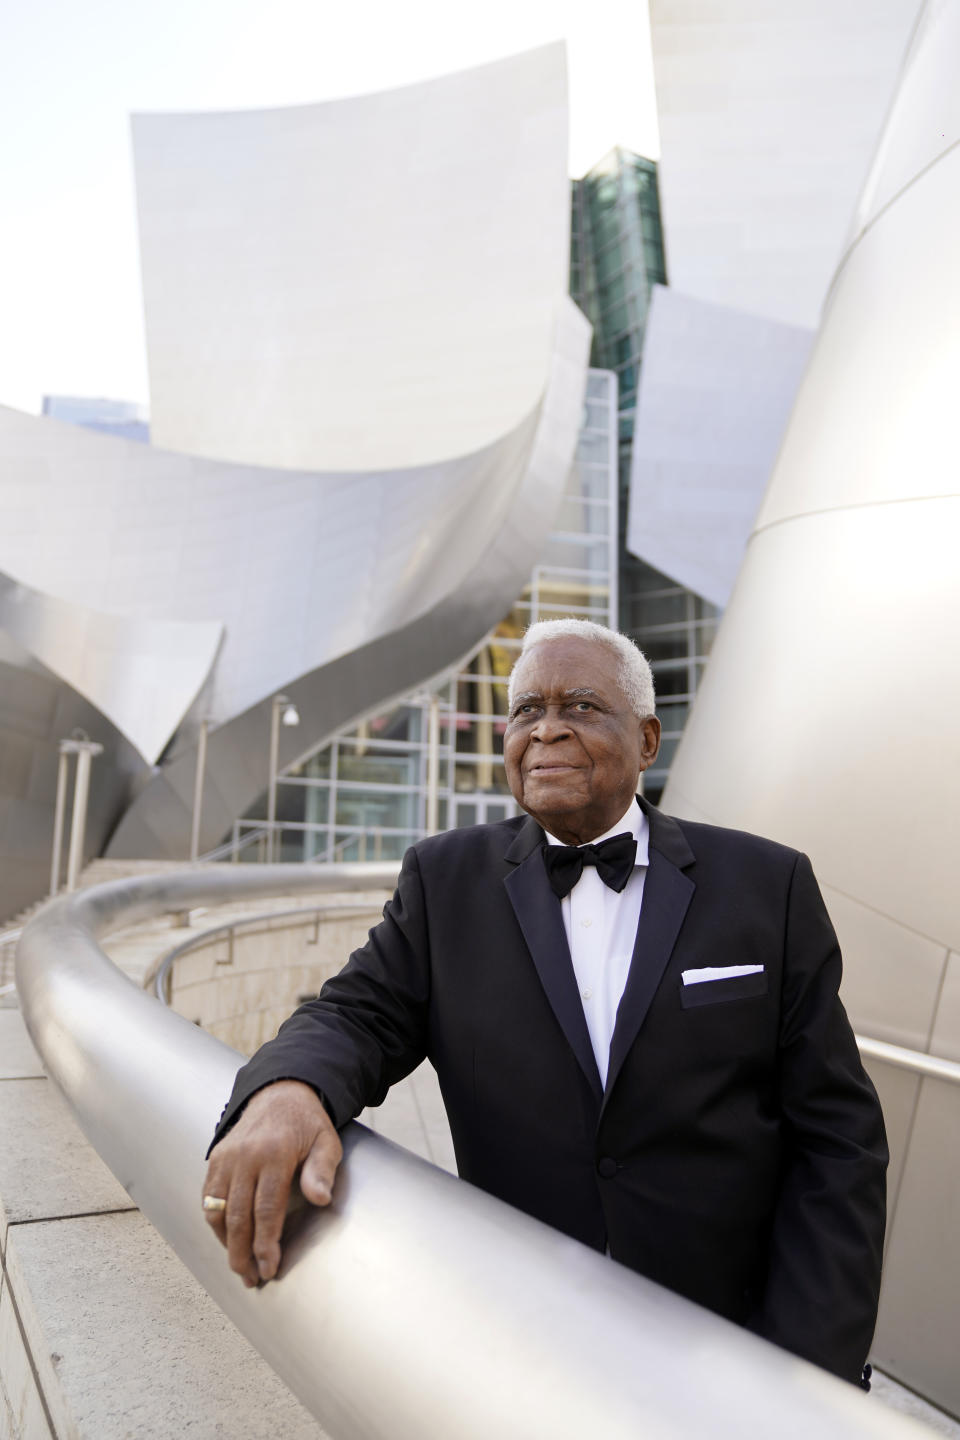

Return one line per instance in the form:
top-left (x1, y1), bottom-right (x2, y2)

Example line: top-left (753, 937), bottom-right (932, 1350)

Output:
top-left (597, 1157), bottom-right (618, 1178)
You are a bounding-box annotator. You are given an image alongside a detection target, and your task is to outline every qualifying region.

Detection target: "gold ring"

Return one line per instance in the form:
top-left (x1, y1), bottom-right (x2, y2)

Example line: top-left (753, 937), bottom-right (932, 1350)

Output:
top-left (202, 1195), bottom-right (228, 1213)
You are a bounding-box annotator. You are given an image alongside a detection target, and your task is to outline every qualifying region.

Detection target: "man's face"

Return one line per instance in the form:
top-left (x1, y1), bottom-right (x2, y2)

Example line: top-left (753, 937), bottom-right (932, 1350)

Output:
top-left (503, 636), bottom-right (661, 845)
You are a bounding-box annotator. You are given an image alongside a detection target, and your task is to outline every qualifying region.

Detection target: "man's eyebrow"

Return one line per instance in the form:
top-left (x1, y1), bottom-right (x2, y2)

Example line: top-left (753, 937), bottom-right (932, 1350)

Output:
top-left (510, 687), bottom-right (604, 705)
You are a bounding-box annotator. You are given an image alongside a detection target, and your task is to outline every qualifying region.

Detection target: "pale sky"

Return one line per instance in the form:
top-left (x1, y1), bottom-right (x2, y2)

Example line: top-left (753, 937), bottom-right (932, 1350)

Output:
top-left (0, 0), bottom-right (658, 417)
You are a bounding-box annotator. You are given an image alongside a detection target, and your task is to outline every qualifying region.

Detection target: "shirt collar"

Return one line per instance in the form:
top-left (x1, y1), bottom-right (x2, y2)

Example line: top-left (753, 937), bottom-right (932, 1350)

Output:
top-left (545, 797), bottom-right (649, 866)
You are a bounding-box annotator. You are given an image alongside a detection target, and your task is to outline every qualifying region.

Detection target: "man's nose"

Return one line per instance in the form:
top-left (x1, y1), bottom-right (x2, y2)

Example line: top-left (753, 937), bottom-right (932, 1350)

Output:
top-left (531, 708), bottom-right (571, 741)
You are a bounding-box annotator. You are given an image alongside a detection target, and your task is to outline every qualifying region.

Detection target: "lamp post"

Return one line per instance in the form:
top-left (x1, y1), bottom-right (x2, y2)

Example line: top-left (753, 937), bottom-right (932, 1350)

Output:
top-left (267, 695), bottom-right (300, 863)
top-left (50, 734), bottom-right (104, 895)
top-left (189, 718), bottom-right (210, 863)
top-left (426, 694), bottom-right (441, 836)
top-left (49, 745), bottom-right (71, 897)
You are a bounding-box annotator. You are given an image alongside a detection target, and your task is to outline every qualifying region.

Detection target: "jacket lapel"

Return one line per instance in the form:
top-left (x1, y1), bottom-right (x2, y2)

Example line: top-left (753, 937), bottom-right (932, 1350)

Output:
top-left (602, 801), bottom-right (696, 1110)
top-left (503, 818), bottom-right (603, 1100)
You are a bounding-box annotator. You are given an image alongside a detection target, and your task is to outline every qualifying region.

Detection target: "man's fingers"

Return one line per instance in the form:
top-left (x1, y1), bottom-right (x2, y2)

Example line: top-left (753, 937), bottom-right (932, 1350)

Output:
top-left (299, 1125), bottom-right (343, 1206)
top-left (202, 1081), bottom-right (339, 1286)
top-left (224, 1177), bottom-right (259, 1287)
top-left (252, 1168), bottom-right (293, 1281)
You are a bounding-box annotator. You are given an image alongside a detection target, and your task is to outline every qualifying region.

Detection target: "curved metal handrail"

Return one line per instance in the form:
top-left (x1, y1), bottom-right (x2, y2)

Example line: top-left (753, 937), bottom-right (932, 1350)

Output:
top-left (15, 866), bottom-right (927, 1440)
top-left (197, 824), bottom-right (272, 864)
top-left (152, 901), bottom-right (385, 1004)
top-left (856, 1035), bottom-right (960, 1087)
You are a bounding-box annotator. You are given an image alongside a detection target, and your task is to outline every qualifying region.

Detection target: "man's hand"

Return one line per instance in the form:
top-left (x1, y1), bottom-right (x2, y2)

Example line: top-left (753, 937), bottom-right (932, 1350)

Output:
top-left (202, 1079), bottom-right (342, 1288)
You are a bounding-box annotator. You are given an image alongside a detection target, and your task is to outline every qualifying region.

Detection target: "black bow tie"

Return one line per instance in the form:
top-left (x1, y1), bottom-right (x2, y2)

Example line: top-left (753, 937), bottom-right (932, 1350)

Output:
top-left (542, 832), bottom-right (637, 900)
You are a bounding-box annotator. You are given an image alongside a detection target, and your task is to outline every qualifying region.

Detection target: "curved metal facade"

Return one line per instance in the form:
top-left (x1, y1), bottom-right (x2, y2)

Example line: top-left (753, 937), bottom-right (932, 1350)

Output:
top-left (649, 0), bottom-right (920, 329)
top-left (662, 0), bottom-right (960, 1411)
top-left (0, 45), bottom-right (589, 912)
top-left (628, 3), bottom-right (926, 614)
top-left (133, 45), bottom-right (572, 473)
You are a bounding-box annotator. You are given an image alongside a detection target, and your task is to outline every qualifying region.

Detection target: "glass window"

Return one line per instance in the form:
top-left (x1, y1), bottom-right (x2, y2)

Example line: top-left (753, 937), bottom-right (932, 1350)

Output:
top-left (694, 620), bottom-right (719, 656)
top-left (556, 495), bottom-right (611, 536)
top-left (596, 300), bottom-right (630, 338)
top-left (454, 721), bottom-right (505, 758)
top-left (652, 664), bottom-right (692, 698)
top-left (629, 591), bottom-right (689, 627)
top-left (656, 702), bottom-right (690, 737)
top-left (590, 208), bottom-right (620, 251)
top-left (336, 752), bottom-right (419, 787)
top-left (598, 272), bottom-right (627, 312)
top-left (300, 750), bottom-right (331, 780)
top-left (333, 830), bottom-right (412, 863)
top-left (640, 634), bottom-right (689, 664)
top-left (613, 334), bottom-right (635, 368)
top-left (642, 775), bottom-right (665, 806)
top-left (586, 372), bottom-right (612, 401)
top-left (569, 462), bottom-right (613, 501)
top-left (583, 399), bottom-right (611, 432)
top-left (539, 535), bottom-right (610, 574)
top-left (643, 241), bottom-right (665, 276)
top-left (575, 430), bottom-right (612, 464)
top-left (335, 790), bottom-right (418, 831)
top-left (594, 239), bottom-right (624, 280)
top-left (454, 761), bottom-right (511, 794)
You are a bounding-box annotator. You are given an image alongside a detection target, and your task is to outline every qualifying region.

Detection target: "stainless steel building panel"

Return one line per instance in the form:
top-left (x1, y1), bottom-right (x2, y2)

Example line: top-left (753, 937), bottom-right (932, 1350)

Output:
top-left (859, 1060), bottom-right (921, 1236)
top-left (823, 885), bottom-right (949, 1054)
top-left (871, 1078), bottom-right (960, 1415)
top-left (929, 953), bottom-right (960, 1063)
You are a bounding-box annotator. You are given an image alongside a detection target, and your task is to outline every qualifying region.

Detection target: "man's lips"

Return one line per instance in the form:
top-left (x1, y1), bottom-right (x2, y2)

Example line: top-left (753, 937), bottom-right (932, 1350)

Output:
top-left (527, 762), bottom-right (579, 775)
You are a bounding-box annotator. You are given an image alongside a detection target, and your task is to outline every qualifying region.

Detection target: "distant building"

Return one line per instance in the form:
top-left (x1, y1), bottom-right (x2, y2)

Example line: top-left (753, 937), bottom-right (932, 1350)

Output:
top-left (42, 395), bottom-right (150, 444)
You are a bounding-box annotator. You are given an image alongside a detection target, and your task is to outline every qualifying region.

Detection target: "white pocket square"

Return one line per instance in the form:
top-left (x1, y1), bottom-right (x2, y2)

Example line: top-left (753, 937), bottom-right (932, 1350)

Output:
top-left (682, 965), bottom-right (764, 985)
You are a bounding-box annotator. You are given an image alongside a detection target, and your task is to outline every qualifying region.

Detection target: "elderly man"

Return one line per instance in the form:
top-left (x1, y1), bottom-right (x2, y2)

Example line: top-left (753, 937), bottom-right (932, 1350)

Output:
top-left (204, 619), bottom-right (887, 1385)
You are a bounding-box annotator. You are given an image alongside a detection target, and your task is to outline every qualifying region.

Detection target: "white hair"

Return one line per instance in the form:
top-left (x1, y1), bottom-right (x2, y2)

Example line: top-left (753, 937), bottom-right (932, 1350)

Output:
top-left (507, 619), bottom-right (656, 720)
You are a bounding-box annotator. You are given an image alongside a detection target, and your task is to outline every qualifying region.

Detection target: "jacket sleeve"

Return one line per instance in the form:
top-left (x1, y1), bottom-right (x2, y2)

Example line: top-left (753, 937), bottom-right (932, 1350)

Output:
top-left (208, 845), bottom-right (431, 1150)
top-left (752, 851), bottom-right (888, 1383)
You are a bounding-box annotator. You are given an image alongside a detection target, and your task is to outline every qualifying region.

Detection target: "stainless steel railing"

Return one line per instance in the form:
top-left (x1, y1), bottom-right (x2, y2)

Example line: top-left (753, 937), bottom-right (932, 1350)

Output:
top-left (855, 1035), bottom-right (960, 1087)
top-left (16, 866), bottom-right (930, 1440)
top-left (151, 902), bottom-right (383, 1005)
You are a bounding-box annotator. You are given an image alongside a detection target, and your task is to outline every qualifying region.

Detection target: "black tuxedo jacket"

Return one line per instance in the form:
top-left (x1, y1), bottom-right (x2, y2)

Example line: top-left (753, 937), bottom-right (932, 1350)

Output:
top-left (214, 800), bottom-right (887, 1383)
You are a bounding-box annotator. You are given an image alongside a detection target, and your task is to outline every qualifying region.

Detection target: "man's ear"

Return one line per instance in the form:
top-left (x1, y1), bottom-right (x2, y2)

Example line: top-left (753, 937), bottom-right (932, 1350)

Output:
top-left (637, 716), bottom-right (661, 771)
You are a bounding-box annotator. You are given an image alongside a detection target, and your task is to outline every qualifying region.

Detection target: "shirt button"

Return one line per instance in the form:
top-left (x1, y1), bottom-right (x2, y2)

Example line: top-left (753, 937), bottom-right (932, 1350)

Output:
top-left (597, 1157), bottom-right (618, 1179)
top-left (580, 917), bottom-right (593, 928)
top-left (581, 988), bottom-right (593, 1001)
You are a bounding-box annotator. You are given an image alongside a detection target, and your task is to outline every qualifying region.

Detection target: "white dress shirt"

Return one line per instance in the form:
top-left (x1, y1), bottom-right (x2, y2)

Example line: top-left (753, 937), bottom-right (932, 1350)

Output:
top-left (544, 799), bottom-right (649, 1088)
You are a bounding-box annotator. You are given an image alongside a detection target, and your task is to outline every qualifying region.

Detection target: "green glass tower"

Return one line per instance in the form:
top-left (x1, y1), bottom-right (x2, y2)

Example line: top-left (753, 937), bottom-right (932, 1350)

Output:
top-left (572, 148), bottom-right (721, 801)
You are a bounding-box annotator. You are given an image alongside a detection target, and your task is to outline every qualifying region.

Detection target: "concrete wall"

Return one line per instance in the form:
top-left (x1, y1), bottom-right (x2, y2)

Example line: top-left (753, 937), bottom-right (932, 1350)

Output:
top-left (164, 904), bottom-right (385, 1056)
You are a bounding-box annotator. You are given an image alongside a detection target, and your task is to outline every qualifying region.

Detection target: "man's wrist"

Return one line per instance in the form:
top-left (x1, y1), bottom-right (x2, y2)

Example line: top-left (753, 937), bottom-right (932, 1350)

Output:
top-left (255, 1077), bottom-right (334, 1122)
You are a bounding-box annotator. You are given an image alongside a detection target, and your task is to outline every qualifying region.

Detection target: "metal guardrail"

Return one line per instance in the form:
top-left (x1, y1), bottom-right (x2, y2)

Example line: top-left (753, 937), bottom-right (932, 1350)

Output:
top-left (197, 824), bottom-right (272, 864)
top-left (856, 1035), bottom-right (960, 1087)
top-left (152, 902), bottom-right (384, 1005)
top-left (15, 866), bottom-right (932, 1440)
